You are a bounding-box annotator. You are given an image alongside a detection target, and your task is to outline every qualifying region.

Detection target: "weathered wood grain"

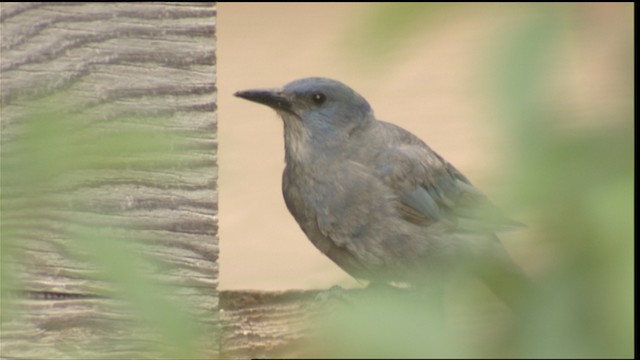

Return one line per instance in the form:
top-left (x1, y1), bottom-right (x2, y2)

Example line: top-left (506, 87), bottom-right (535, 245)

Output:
top-left (219, 290), bottom-right (329, 359)
top-left (1, 3), bottom-right (217, 358)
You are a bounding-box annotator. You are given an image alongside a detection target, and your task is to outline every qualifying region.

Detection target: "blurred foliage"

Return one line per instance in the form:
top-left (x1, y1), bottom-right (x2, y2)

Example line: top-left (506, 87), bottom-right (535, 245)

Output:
top-left (348, 3), bottom-right (455, 61)
top-left (0, 94), bottom-right (209, 358)
top-left (493, 5), bottom-right (633, 358)
top-left (320, 3), bottom-right (633, 358)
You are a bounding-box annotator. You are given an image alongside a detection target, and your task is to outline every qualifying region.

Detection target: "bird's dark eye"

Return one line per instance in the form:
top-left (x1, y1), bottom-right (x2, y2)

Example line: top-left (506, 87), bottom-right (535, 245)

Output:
top-left (311, 92), bottom-right (326, 106)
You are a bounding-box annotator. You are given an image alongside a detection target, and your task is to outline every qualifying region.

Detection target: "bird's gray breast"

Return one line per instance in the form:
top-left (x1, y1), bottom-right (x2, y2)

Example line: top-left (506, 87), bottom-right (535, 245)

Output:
top-left (281, 160), bottom-right (448, 282)
top-left (281, 163), bottom-right (371, 278)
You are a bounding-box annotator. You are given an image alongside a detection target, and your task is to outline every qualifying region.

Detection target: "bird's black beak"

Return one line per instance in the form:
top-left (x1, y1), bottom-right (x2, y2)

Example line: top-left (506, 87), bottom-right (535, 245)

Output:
top-left (234, 89), bottom-right (293, 113)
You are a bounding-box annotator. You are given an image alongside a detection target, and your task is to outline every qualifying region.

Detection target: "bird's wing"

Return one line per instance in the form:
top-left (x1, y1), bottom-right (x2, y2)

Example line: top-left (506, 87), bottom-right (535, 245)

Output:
top-left (374, 143), bottom-right (521, 233)
top-left (304, 160), bottom-right (426, 276)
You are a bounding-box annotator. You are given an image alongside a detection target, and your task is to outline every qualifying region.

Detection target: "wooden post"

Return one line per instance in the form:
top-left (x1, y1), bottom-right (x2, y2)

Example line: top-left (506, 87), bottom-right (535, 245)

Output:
top-left (219, 290), bottom-right (327, 359)
top-left (1, 3), bottom-right (218, 358)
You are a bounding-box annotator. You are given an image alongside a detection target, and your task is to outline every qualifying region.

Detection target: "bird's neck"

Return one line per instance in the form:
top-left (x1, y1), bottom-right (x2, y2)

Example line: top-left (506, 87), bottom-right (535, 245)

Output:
top-left (282, 115), bottom-right (375, 169)
top-left (282, 121), bottom-right (312, 166)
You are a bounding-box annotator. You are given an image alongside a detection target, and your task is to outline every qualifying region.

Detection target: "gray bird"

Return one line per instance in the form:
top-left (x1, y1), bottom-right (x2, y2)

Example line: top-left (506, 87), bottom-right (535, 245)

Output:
top-left (235, 77), bottom-right (527, 305)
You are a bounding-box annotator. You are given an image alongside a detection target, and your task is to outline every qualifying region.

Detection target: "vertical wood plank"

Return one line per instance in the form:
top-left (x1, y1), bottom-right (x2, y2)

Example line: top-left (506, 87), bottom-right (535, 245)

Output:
top-left (1, 3), bottom-right (218, 358)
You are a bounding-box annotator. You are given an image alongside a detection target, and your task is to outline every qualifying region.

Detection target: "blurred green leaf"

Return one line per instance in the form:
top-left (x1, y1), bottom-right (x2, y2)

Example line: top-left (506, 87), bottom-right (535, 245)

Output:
top-left (1, 94), bottom-right (208, 358)
top-left (488, 4), bottom-right (634, 358)
top-left (347, 3), bottom-right (456, 65)
top-left (68, 224), bottom-right (202, 358)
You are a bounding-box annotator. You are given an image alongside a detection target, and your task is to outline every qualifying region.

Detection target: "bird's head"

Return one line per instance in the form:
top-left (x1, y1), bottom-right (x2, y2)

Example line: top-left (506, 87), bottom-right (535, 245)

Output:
top-left (235, 78), bottom-right (374, 146)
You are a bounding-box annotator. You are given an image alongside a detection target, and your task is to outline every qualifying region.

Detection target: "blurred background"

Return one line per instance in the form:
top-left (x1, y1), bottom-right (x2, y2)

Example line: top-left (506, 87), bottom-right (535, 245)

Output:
top-left (218, 3), bottom-right (633, 357)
